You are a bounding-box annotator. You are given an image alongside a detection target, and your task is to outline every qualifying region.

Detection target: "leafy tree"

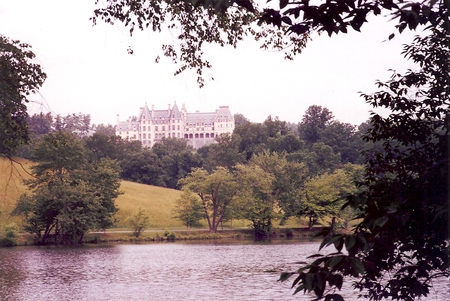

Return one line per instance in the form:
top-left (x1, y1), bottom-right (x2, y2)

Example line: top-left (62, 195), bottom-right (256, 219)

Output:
top-left (172, 190), bottom-right (204, 233)
top-left (302, 164), bottom-right (364, 229)
top-left (13, 132), bottom-right (121, 244)
top-left (127, 207), bottom-right (151, 238)
top-left (178, 167), bottom-right (236, 233)
top-left (320, 121), bottom-right (365, 164)
top-left (234, 164), bottom-right (276, 238)
top-left (84, 132), bottom-right (120, 163)
top-left (120, 149), bottom-right (165, 186)
top-left (233, 113), bottom-right (249, 126)
top-left (250, 151), bottom-right (309, 225)
top-left (205, 133), bottom-right (245, 170)
top-left (0, 35), bottom-right (46, 157)
top-left (298, 105), bottom-right (334, 145)
top-left (93, 123), bottom-right (116, 136)
top-left (153, 138), bottom-right (203, 188)
top-left (54, 113), bottom-right (91, 137)
top-left (233, 121), bottom-right (268, 160)
top-left (28, 112), bottom-right (53, 137)
top-left (267, 132), bottom-right (304, 154)
top-left (263, 115), bottom-right (290, 138)
top-left (282, 11), bottom-right (449, 300)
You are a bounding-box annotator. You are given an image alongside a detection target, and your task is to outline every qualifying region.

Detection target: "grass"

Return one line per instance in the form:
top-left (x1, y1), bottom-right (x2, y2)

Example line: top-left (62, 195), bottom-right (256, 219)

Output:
top-left (1, 157), bottom-right (313, 243)
top-left (0, 157), bottom-right (33, 228)
top-left (115, 180), bottom-right (186, 228)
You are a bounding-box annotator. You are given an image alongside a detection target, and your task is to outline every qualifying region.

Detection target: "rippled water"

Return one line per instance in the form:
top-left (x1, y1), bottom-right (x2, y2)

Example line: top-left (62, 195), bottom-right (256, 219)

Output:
top-left (0, 240), bottom-right (448, 301)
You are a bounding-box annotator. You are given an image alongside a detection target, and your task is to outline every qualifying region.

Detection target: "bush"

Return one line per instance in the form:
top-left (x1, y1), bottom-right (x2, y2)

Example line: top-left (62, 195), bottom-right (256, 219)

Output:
top-left (0, 223), bottom-right (19, 247)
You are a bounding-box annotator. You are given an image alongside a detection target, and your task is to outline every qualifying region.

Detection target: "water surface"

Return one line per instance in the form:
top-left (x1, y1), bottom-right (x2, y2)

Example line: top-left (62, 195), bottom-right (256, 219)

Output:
top-left (0, 240), bottom-right (448, 300)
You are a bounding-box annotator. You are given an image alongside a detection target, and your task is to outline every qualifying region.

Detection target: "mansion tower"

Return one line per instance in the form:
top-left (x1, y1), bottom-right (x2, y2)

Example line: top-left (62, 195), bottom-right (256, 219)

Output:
top-left (116, 103), bottom-right (235, 148)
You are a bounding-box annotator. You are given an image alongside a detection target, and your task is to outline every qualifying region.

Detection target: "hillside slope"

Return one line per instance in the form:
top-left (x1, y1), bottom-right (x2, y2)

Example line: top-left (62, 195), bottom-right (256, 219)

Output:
top-left (0, 157), bottom-right (188, 230)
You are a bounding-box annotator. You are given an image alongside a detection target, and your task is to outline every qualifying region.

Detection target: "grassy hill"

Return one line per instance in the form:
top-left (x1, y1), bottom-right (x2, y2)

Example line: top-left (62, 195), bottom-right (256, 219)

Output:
top-left (1, 157), bottom-right (304, 237)
top-left (0, 157), bottom-right (192, 230)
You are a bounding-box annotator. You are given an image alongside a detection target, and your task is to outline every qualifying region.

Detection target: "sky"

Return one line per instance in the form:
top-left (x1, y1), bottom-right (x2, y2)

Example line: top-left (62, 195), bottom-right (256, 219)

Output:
top-left (1, 0), bottom-right (422, 127)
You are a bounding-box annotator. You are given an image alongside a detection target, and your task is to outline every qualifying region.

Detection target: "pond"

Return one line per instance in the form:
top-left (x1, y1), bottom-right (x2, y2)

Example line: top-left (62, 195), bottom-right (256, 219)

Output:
top-left (0, 240), bottom-right (448, 300)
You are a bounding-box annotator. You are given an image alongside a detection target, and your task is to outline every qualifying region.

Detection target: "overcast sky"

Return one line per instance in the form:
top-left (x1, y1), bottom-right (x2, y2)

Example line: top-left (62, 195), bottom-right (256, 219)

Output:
top-left (1, 1), bottom-right (421, 127)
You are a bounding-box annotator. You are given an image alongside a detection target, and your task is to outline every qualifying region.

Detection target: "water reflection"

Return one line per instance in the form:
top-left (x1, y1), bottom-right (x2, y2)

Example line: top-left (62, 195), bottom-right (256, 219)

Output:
top-left (0, 241), bottom-right (448, 300)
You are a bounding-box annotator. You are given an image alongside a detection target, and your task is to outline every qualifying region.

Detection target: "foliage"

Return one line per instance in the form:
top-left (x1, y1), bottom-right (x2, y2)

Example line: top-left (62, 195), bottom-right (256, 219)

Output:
top-left (178, 167), bottom-right (236, 233)
top-left (250, 151), bottom-right (308, 225)
top-left (0, 35), bottom-right (46, 156)
top-left (120, 149), bottom-right (165, 186)
top-left (283, 11), bottom-right (449, 300)
top-left (92, 1), bottom-right (446, 86)
top-left (203, 133), bottom-right (245, 170)
top-left (0, 222), bottom-right (19, 247)
top-left (126, 207), bottom-right (151, 237)
top-left (92, 0), bottom-right (308, 87)
top-left (12, 132), bottom-right (121, 244)
top-left (173, 190), bottom-right (204, 233)
top-left (302, 164), bottom-right (364, 229)
top-left (233, 163), bottom-right (275, 238)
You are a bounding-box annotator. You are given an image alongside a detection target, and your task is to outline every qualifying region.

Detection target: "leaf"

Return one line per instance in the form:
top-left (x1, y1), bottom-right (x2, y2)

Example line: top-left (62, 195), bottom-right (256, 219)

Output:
top-left (388, 33), bottom-right (395, 40)
top-left (327, 255), bottom-right (345, 269)
top-left (307, 253), bottom-right (324, 258)
top-left (234, 0), bottom-right (255, 12)
top-left (374, 215), bottom-right (389, 228)
top-left (344, 235), bottom-right (356, 251)
top-left (348, 257), bottom-right (365, 276)
top-left (280, 0), bottom-right (289, 9)
top-left (279, 272), bottom-right (295, 282)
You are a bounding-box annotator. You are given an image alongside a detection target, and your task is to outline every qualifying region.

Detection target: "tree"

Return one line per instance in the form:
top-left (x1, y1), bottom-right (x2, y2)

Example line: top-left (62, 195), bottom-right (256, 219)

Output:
top-left (172, 190), bottom-right (204, 233)
top-left (205, 133), bottom-right (245, 170)
top-left (234, 164), bottom-right (276, 238)
top-left (302, 164), bottom-right (364, 230)
top-left (13, 132), bottom-right (121, 244)
top-left (127, 207), bottom-right (151, 238)
top-left (120, 149), bottom-right (164, 186)
top-left (281, 12), bottom-right (449, 300)
top-left (298, 105), bottom-right (334, 145)
top-left (153, 138), bottom-right (203, 188)
top-left (250, 151), bottom-right (309, 225)
top-left (0, 35), bottom-right (46, 157)
top-left (178, 167), bottom-right (236, 233)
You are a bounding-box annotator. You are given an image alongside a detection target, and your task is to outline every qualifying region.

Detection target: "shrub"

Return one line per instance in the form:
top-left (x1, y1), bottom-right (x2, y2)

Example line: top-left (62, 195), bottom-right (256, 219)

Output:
top-left (0, 223), bottom-right (19, 247)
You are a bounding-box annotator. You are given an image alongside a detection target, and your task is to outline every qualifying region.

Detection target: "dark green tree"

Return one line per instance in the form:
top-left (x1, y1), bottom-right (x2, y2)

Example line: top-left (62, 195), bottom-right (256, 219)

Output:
top-left (0, 35), bottom-right (46, 157)
top-left (234, 164), bottom-right (275, 238)
top-left (153, 137), bottom-right (203, 188)
top-left (298, 105), bottom-right (334, 145)
top-left (120, 149), bottom-right (164, 186)
top-left (282, 11), bottom-right (449, 300)
top-left (13, 132), bottom-right (121, 244)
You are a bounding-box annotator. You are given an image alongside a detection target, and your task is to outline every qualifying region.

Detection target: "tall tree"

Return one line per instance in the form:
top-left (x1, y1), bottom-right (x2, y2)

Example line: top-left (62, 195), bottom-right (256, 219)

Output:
top-left (298, 105), bottom-right (334, 145)
top-left (178, 167), bottom-right (236, 233)
top-left (282, 11), bottom-right (449, 300)
top-left (234, 164), bottom-right (276, 238)
top-left (0, 35), bottom-right (46, 156)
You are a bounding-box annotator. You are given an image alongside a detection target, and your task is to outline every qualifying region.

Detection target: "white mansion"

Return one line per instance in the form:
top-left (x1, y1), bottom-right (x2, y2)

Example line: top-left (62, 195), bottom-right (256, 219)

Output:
top-left (116, 103), bottom-right (235, 148)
